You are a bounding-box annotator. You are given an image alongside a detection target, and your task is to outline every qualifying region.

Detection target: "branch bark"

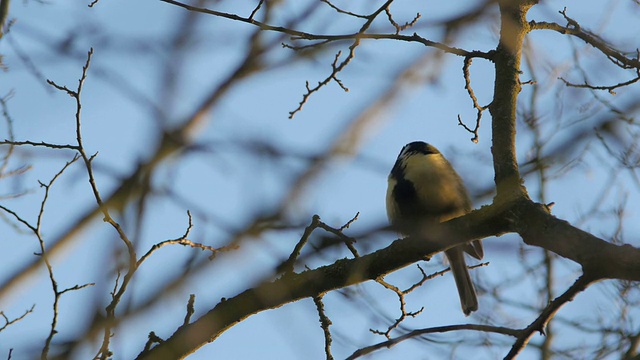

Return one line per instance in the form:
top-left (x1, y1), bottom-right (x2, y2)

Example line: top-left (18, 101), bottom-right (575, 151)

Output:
top-left (489, 0), bottom-right (538, 201)
top-left (136, 199), bottom-right (640, 359)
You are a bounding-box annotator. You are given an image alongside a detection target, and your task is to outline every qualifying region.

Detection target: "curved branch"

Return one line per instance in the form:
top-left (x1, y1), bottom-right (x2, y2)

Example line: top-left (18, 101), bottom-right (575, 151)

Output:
top-left (136, 197), bottom-right (640, 359)
top-left (513, 200), bottom-right (640, 281)
top-left (348, 324), bottom-right (520, 360)
top-left (505, 275), bottom-right (594, 359)
top-left (530, 20), bottom-right (640, 70)
top-left (159, 0), bottom-right (494, 60)
top-left (136, 205), bottom-right (510, 360)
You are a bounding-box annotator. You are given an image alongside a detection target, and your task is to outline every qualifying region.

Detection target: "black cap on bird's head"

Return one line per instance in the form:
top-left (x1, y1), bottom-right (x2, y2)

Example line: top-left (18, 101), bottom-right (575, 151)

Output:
top-left (397, 141), bottom-right (440, 160)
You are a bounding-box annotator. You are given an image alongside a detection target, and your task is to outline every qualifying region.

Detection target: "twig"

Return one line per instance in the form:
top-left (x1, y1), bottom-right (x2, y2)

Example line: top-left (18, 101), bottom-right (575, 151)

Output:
top-left (47, 48), bottom-right (135, 359)
top-left (0, 140), bottom-right (79, 150)
top-left (340, 212), bottom-right (359, 231)
top-left (384, 6), bottom-right (420, 34)
top-left (142, 331), bottom-right (165, 352)
top-left (158, 0), bottom-right (493, 119)
top-left (371, 276), bottom-right (424, 338)
top-left (348, 324), bottom-right (521, 360)
top-left (183, 294), bottom-right (196, 327)
top-left (0, 305), bottom-right (35, 333)
top-left (558, 74), bottom-right (640, 95)
top-left (457, 56), bottom-right (489, 143)
top-left (160, 0), bottom-right (493, 59)
top-left (248, 0), bottom-right (265, 21)
top-left (313, 295), bottom-right (334, 360)
top-left (371, 262), bottom-right (488, 338)
top-left (316, 216), bottom-right (359, 257)
top-left (277, 215), bottom-right (321, 274)
top-left (289, 51), bottom-right (350, 118)
top-left (530, 12), bottom-right (640, 70)
top-left (504, 274), bottom-right (595, 359)
top-left (320, 0), bottom-right (367, 19)
top-left (277, 214), bottom-right (360, 274)
top-left (36, 154), bottom-right (91, 359)
top-left (138, 211), bottom-right (230, 265)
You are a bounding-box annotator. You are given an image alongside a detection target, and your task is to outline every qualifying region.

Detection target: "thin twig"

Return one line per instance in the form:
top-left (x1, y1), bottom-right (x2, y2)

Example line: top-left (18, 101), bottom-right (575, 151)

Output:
top-left (348, 324), bottom-right (521, 360)
top-left (530, 13), bottom-right (640, 70)
top-left (384, 6), bottom-right (420, 34)
top-left (320, 0), bottom-right (367, 19)
top-left (0, 305), bottom-right (35, 333)
top-left (277, 215), bottom-right (321, 274)
top-left (457, 56), bottom-right (489, 143)
top-left (183, 294), bottom-right (196, 327)
top-left (313, 295), bottom-right (334, 360)
top-left (504, 274), bottom-right (595, 359)
top-left (142, 332), bottom-right (165, 352)
top-left (558, 74), bottom-right (640, 95)
top-left (0, 140), bottom-right (79, 150)
top-left (137, 211), bottom-right (230, 265)
top-left (316, 217), bottom-right (359, 257)
top-left (371, 276), bottom-right (424, 338)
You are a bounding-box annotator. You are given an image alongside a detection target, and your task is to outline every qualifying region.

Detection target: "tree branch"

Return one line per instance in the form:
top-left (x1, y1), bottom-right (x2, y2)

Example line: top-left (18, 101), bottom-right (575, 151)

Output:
top-left (530, 12), bottom-right (640, 71)
top-left (348, 324), bottom-right (521, 360)
top-left (160, 0), bottom-right (493, 60)
top-left (513, 200), bottom-right (640, 281)
top-left (135, 205), bottom-right (508, 359)
top-left (136, 196), bottom-right (640, 359)
top-left (504, 274), bottom-right (594, 359)
top-left (489, 0), bottom-right (537, 201)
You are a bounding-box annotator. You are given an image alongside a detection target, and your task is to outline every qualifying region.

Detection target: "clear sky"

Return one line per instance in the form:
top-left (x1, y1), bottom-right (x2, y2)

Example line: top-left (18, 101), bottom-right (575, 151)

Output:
top-left (0, 0), bottom-right (639, 359)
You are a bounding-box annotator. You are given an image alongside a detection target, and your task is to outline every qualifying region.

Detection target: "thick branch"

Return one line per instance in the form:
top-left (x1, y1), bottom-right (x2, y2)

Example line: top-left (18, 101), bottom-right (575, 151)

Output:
top-left (136, 206), bottom-right (509, 359)
top-left (489, 0), bottom-right (537, 201)
top-left (136, 196), bottom-right (640, 359)
top-left (513, 200), bottom-right (640, 281)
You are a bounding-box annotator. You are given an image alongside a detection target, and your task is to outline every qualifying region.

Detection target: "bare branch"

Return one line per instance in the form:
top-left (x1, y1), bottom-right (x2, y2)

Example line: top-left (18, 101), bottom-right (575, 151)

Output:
top-left (505, 275), bottom-right (594, 359)
top-left (371, 276), bottom-right (424, 338)
top-left (457, 56), bottom-right (490, 143)
top-left (0, 305), bottom-right (35, 333)
top-left (277, 215), bottom-right (322, 274)
top-left (0, 203), bottom-right (36, 233)
top-left (137, 211), bottom-right (231, 266)
top-left (530, 12), bottom-right (640, 70)
top-left (315, 216), bottom-right (359, 257)
top-left (348, 324), bottom-right (521, 360)
top-left (289, 51), bottom-right (350, 118)
top-left (142, 332), bottom-right (164, 353)
top-left (320, 0), bottom-right (367, 19)
top-left (384, 6), bottom-right (420, 34)
top-left (0, 140), bottom-right (79, 150)
top-left (558, 74), bottom-right (640, 95)
top-left (160, 0), bottom-right (493, 119)
top-left (248, 0), bottom-right (265, 21)
top-left (183, 294), bottom-right (196, 327)
top-left (160, 0), bottom-right (493, 59)
top-left (313, 295), bottom-right (334, 360)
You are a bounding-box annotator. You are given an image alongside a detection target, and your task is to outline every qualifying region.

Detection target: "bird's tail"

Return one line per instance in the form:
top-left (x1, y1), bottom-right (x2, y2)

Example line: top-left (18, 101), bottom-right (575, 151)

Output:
top-left (445, 247), bottom-right (478, 316)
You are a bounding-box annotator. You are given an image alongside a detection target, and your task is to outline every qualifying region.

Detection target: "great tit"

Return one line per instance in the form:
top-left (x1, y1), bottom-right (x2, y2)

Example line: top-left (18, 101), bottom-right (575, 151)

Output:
top-left (386, 141), bottom-right (483, 316)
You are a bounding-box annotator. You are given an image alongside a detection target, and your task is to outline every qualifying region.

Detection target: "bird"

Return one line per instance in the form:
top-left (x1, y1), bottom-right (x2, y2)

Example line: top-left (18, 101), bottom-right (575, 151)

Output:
top-left (385, 141), bottom-right (483, 316)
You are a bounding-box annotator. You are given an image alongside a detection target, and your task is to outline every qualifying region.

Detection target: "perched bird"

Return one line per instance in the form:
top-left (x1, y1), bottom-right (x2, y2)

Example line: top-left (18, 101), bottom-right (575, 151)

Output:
top-left (386, 141), bottom-right (483, 315)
